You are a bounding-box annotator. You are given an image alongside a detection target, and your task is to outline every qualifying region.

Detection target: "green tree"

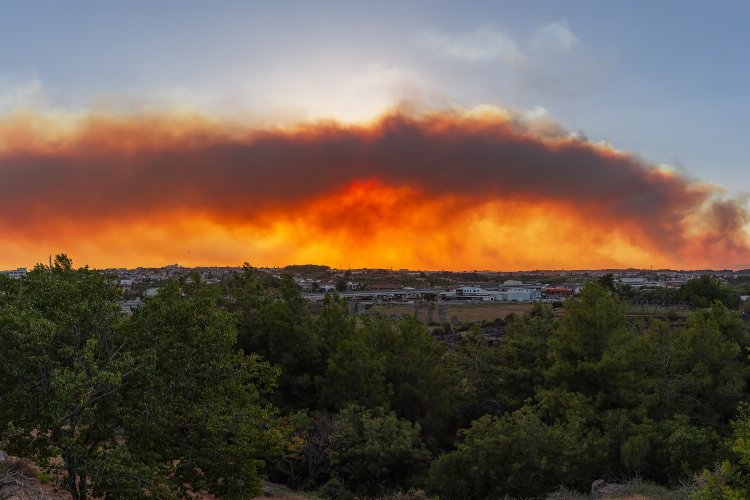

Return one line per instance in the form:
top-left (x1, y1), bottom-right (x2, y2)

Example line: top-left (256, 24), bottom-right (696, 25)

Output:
top-left (678, 307), bottom-right (746, 427)
top-left (646, 416), bottom-right (723, 483)
top-left (452, 326), bottom-right (505, 422)
top-left (641, 303), bottom-right (747, 430)
top-left (680, 275), bottom-right (741, 309)
top-left (313, 293), bottom-right (355, 360)
top-left (0, 257), bottom-right (154, 499)
top-left (317, 334), bottom-right (391, 410)
top-left (268, 411), bottom-right (337, 490)
top-left (363, 315), bottom-right (460, 450)
top-left (547, 282), bottom-right (643, 410)
top-left (692, 403), bottom-right (750, 499)
top-left (428, 405), bottom-right (596, 499)
top-left (495, 306), bottom-right (555, 411)
top-left (542, 283), bottom-right (652, 479)
top-left (330, 405), bottom-right (430, 496)
top-left (597, 273), bottom-right (616, 292)
top-left (0, 258), bottom-right (283, 499)
top-left (233, 274), bottom-right (323, 410)
top-left (124, 282), bottom-right (283, 498)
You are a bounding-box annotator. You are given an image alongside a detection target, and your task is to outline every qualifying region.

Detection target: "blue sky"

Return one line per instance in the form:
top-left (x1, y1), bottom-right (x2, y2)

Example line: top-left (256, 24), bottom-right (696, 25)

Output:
top-left (1, 0), bottom-right (748, 192)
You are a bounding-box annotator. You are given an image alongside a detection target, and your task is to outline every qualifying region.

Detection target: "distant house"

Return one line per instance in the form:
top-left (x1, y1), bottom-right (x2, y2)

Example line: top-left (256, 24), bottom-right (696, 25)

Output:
top-left (118, 279), bottom-right (135, 292)
top-left (0, 267), bottom-right (27, 279)
top-left (318, 283), bottom-right (337, 293)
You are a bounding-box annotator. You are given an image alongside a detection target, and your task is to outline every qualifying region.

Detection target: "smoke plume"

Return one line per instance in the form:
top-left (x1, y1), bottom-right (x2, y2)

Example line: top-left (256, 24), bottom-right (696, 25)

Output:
top-left (0, 107), bottom-right (747, 269)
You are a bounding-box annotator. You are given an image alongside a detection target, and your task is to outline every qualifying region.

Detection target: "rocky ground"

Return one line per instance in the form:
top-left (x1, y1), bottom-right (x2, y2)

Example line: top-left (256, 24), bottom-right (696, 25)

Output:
top-left (0, 452), bottom-right (67, 500)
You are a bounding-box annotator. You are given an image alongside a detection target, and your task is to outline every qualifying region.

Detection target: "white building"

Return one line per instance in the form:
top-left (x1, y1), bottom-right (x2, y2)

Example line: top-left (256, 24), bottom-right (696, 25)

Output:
top-left (440, 286), bottom-right (495, 301)
top-left (442, 284), bottom-right (543, 302)
top-left (0, 267), bottom-right (27, 279)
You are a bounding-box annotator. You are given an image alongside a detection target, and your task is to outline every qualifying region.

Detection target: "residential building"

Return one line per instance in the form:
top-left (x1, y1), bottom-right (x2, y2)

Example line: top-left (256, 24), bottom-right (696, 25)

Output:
top-left (0, 267), bottom-right (27, 279)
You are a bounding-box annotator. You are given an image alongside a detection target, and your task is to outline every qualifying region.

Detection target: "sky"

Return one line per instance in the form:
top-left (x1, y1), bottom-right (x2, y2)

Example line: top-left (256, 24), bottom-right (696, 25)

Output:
top-left (0, 0), bottom-right (749, 270)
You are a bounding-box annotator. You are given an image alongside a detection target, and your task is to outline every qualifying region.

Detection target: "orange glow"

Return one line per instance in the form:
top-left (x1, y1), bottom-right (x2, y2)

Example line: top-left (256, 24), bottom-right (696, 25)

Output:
top-left (0, 108), bottom-right (748, 270)
top-left (0, 180), bottom-right (672, 270)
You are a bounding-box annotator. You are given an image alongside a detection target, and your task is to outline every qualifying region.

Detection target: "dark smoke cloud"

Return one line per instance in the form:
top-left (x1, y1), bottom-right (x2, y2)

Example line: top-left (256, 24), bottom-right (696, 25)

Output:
top-left (0, 109), bottom-right (747, 268)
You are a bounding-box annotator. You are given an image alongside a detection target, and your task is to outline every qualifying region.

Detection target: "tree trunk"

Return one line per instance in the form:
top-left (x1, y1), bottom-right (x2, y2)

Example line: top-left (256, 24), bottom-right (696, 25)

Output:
top-left (78, 473), bottom-right (88, 500)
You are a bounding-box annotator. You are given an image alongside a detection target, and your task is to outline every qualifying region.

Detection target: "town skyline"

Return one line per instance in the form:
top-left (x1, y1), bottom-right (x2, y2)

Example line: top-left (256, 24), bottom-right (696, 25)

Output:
top-left (4, 260), bottom-right (749, 277)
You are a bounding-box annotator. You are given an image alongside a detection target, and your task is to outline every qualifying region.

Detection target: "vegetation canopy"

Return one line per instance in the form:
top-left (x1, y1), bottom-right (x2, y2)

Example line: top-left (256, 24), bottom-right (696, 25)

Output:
top-left (1, 258), bottom-right (749, 499)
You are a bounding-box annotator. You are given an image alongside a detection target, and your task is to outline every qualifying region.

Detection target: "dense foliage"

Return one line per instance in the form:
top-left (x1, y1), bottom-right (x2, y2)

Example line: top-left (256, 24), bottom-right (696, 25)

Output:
top-left (0, 257), bottom-right (281, 499)
top-left (1, 261), bottom-right (749, 499)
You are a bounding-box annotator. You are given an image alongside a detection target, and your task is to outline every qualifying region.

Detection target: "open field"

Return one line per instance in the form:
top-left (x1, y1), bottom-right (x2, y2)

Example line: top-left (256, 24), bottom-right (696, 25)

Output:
top-left (370, 302), bottom-right (536, 323)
